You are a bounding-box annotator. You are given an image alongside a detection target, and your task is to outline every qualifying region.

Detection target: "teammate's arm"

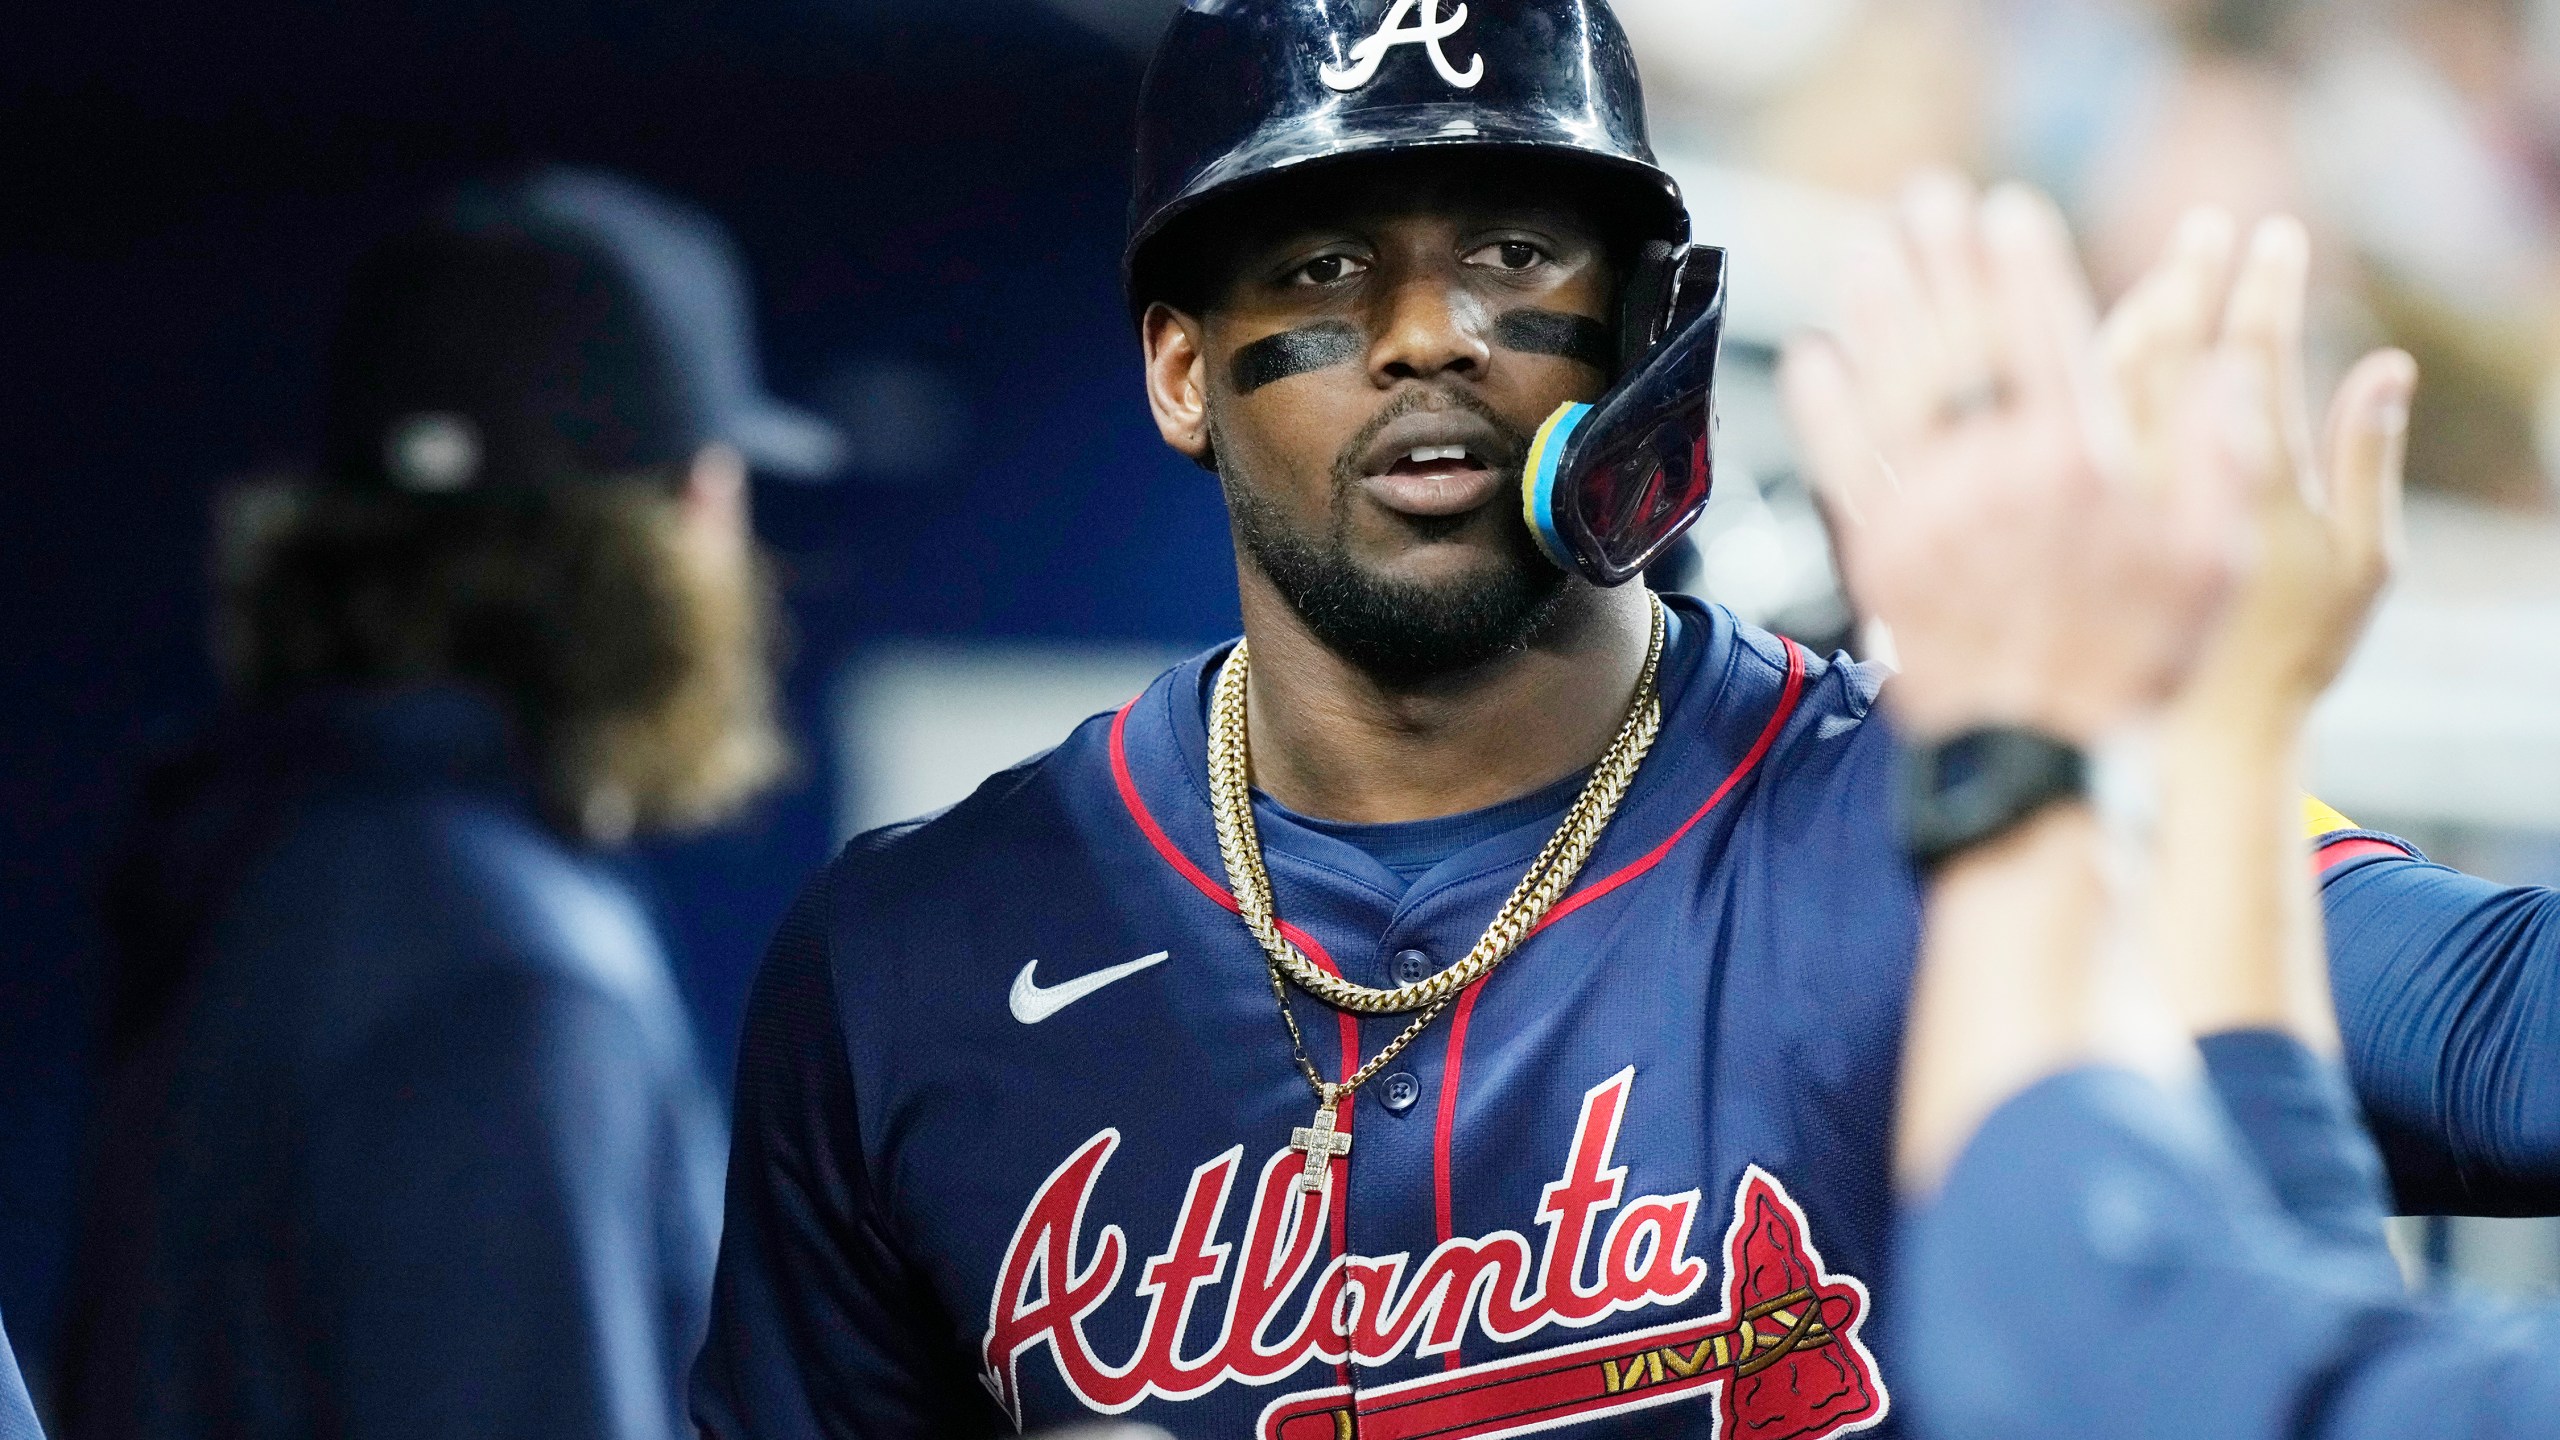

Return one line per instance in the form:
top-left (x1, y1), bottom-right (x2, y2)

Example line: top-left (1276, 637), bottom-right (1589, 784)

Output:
top-left (2111, 202), bottom-right (2560, 1216)
top-left (0, 1310), bottom-right (40, 1440)
top-left (2321, 853), bottom-right (2560, 1212)
top-left (1779, 172), bottom-right (2247, 1183)
top-left (2110, 206), bottom-right (2414, 1264)
top-left (689, 867), bottom-right (1007, 1440)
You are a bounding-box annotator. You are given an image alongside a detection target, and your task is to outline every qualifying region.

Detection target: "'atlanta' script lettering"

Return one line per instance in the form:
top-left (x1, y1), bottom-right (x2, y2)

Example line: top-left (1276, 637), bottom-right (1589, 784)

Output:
top-left (979, 1068), bottom-right (1710, 1422)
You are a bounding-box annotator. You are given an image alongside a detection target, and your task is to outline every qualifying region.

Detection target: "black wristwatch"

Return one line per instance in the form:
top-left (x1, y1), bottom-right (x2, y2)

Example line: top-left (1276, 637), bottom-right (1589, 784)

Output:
top-left (1898, 727), bottom-right (2089, 873)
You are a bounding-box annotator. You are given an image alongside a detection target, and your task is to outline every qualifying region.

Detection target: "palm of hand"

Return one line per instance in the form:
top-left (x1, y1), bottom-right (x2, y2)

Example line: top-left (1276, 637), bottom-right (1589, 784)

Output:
top-left (1848, 409), bottom-right (2230, 743)
top-left (1783, 177), bottom-right (2242, 744)
top-left (2100, 210), bottom-right (2411, 723)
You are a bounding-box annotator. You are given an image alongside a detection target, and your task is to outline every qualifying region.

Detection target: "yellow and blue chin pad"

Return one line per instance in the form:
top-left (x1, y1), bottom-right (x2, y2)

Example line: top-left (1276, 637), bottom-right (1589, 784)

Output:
top-left (1515, 243), bottom-right (1728, 588)
top-left (1523, 401), bottom-right (1596, 575)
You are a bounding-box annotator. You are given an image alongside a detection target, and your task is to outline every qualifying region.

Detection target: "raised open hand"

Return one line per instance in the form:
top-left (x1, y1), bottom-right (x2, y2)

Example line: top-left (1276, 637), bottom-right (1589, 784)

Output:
top-left (1781, 174), bottom-right (2243, 745)
top-left (2100, 210), bottom-right (2417, 1049)
top-left (2104, 209), bottom-right (2415, 734)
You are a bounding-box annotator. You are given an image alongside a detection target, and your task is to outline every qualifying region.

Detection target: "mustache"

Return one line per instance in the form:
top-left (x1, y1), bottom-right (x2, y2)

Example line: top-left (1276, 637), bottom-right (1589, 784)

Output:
top-left (1329, 386), bottom-right (1532, 493)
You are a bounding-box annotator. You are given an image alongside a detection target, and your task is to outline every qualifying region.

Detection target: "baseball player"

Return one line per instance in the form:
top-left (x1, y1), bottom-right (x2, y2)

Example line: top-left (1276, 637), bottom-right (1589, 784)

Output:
top-left (694, 4), bottom-right (2559, 1437)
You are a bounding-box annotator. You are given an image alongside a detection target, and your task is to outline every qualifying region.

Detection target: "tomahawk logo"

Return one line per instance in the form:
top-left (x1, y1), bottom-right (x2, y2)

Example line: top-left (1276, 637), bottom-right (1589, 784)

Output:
top-left (1257, 1168), bottom-right (1888, 1440)
top-left (1320, 0), bottom-right (1486, 92)
top-left (979, 1069), bottom-right (1887, 1438)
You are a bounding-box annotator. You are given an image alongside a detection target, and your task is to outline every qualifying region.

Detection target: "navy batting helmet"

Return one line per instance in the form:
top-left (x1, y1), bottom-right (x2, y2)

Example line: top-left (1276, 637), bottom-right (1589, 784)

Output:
top-left (1126, 0), bottom-right (1687, 314)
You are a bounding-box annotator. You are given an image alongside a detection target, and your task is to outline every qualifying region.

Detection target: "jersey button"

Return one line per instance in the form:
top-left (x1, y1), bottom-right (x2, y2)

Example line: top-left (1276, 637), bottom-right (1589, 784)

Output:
top-left (1392, 949), bottom-right (1432, 985)
top-left (1380, 1072), bottom-right (1422, 1114)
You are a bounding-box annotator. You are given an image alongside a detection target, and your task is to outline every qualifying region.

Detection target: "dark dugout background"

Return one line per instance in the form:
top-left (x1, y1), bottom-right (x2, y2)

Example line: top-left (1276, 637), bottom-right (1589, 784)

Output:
top-left (0, 0), bottom-right (1232, 1388)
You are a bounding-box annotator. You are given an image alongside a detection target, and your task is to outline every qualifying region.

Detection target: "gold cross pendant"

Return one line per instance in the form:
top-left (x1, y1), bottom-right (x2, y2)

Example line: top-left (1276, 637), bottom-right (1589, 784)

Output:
top-left (1289, 1094), bottom-right (1352, 1194)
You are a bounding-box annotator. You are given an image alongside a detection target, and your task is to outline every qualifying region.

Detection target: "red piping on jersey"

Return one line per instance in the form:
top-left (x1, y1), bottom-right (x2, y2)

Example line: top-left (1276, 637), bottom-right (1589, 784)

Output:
top-left (1430, 638), bottom-right (1810, 1368)
top-left (1525, 640), bottom-right (1810, 938)
top-left (1108, 699), bottom-right (1343, 973)
top-left (2317, 835), bottom-right (2412, 874)
top-left (1430, 978), bottom-right (1488, 1362)
top-left (1108, 697), bottom-right (1360, 1384)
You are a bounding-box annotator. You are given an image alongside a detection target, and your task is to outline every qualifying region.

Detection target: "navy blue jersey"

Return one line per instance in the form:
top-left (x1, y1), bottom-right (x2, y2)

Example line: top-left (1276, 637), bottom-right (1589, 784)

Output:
top-left (2314, 837), bottom-right (2560, 1214)
top-left (1897, 1058), bottom-right (2560, 1440)
top-left (696, 599), bottom-right (2555, 1440)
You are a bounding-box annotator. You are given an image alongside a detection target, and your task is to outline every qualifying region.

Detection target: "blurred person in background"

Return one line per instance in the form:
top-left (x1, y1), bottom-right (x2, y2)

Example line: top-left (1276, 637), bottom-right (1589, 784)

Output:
top-left (1790, 176), bottom-right (2560, 1437)
top-left (58, 167), bottom-right (842, 1440)
top-left (2067, 0), bottom-right (2560, 506)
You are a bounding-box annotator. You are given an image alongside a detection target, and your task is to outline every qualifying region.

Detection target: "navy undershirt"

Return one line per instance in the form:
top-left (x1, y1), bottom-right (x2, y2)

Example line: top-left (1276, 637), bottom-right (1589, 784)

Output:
top-left (1262, 767), bottom-right (1588, 891)
top-left (1226, 607), bottom-right (1695, 896)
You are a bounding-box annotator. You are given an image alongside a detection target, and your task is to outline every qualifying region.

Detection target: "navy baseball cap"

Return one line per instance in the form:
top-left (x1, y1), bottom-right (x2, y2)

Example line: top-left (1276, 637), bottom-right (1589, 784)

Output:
top-left (322, 167), bottom-right (844, 494)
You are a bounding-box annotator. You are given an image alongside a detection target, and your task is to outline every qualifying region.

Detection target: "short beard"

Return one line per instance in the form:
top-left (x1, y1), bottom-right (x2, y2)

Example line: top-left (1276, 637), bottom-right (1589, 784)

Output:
top-left (1214, 394), bottom-right (1568, 687)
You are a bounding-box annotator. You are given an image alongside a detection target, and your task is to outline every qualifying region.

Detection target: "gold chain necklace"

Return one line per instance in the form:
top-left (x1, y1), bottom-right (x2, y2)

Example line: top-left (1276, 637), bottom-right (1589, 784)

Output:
top-left (1207, 597), bottom-right (1667, 1194)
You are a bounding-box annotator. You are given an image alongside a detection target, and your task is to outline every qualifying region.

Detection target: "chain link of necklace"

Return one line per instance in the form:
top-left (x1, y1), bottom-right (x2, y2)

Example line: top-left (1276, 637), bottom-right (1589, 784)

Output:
top-left (1209, 597), bottom-right (1667, 1110)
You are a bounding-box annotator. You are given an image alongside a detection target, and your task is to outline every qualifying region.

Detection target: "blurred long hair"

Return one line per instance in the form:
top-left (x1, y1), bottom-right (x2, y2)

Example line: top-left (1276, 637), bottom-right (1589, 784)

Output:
top-left (210, 475), bottom-right (791, 840)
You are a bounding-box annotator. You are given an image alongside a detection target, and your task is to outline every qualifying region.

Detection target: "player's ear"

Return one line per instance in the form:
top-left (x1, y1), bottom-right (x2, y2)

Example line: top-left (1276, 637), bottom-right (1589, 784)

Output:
top-left (1142, 301), bottom-right (1217, 469)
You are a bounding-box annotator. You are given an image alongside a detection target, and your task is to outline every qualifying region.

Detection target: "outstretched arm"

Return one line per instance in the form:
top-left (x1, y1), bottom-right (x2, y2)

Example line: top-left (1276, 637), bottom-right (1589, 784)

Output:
top-left (2085, 192), bottom-right (2560, 1223)
top-left (2322, 852), bottom-right (2560, 1213)
top-left (0, 1311), bottom-right (40, 1440)
top-left (2106, 202), bottom-right (2560, 1218)
top-left (2108, 205), bottom-right (2415, 1263)
top-left (1783, 173), bottom-right (2246, 1185)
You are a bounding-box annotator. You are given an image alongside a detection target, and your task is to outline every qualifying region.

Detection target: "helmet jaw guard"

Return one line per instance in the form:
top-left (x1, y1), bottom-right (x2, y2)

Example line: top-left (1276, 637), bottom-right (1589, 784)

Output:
top-left (1524, 246), bottom-right (1726, 587)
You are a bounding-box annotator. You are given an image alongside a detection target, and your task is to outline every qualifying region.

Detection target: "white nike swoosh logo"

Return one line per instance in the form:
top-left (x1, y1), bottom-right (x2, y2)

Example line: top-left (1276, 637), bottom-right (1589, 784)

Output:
top-left (1009, 951), bottom-right (1172, 1024)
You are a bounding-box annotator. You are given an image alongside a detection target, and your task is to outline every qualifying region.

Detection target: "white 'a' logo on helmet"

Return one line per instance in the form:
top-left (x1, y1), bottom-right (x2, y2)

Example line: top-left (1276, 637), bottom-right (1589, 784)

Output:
top-left (1319, 0), bottom-right (1485, 92)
